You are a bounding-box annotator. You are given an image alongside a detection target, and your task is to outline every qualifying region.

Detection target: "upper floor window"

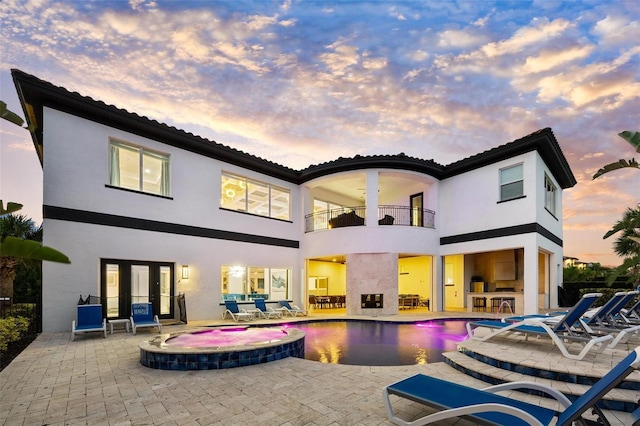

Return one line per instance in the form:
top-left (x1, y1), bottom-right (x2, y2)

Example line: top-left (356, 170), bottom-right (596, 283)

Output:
top-left (220, 172), bottom-right (290, 220)
top-left (544, 174), bottom-right (557, 215)
top-left (108, 139), bottom-right (170, 197)
top-left (313, 199), bottom-right (345, 214)
top-left (499, 164), bottom-right (523, 201)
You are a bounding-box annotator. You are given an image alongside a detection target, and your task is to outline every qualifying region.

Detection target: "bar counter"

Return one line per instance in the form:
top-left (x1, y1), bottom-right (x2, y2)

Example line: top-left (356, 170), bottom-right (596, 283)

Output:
top-left (466, 292), bottom-right (523, 314)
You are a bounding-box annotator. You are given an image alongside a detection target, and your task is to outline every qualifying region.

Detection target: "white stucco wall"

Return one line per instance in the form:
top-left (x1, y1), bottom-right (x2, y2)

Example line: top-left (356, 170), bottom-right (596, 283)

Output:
top-left (41, 108), bottom-right (303, 331)
top-left (38, 106), bottom-right (569, 327)
top-left (43, 107), bottom-right (300, 240)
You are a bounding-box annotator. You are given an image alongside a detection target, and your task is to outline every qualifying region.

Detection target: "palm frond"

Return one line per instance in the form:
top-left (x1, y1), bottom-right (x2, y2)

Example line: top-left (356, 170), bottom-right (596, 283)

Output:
top-left (0, 101), bottom-right (25, 127)
top-left (0, 201), bottom-right (23, 216)
top-left (0, 236), bottom-right (71, 263)
top-left (593, 158), bottom-right (639, 179)
top-left (619, 131), bottom-right (640, 153)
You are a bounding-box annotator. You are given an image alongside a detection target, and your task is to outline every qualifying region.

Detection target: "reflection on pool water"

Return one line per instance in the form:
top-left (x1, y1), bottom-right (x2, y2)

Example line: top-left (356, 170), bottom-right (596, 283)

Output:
top-left (287, 319), bottom-right (470, 366)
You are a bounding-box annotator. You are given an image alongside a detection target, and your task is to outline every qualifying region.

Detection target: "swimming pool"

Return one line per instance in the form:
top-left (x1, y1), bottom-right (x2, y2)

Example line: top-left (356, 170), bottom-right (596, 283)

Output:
top-left (287, 319), bottom-right (470, 366)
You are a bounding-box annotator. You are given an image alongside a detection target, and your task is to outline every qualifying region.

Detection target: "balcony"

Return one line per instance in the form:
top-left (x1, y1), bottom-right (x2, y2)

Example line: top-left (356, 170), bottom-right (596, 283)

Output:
top-left (305, 205), bottom-right (436, 233)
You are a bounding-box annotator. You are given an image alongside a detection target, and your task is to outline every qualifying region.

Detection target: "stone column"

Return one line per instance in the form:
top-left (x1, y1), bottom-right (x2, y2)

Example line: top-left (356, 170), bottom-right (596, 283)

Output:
top-left (346, 252), bottom-right (398, 315)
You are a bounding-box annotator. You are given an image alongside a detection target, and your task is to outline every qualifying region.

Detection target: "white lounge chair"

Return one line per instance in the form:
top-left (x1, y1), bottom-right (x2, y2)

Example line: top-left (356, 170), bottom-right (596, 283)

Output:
top-left (278, 300), bottom-right (307, 317)
top-left (467, 293), bottom-right (613, 360)
top-left (222, 300), bottom-right (254, 322)
top-left (383, 346), bottom-right (640, 426)
top-left (250, 299), bottom-right (282, 319)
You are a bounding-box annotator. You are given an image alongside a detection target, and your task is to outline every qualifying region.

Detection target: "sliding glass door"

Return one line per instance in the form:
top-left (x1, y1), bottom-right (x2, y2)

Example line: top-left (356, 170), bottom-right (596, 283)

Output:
top-left (101, 259), bottom-right (174, 319)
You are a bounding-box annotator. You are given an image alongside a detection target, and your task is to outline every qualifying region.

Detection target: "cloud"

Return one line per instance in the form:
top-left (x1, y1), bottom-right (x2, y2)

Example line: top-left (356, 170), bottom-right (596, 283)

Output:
top-left (437, 29), bottom-right (486, 48)
top-left (481, 18), bottom-right (572, 58)
top-left (533, 46), bottom-right (640, 107)
top-left (593, 15), bottom-right (640, 46)
top-left (1, 0), bottom-right (638, 266)
top-left (519, 45), bottom-right (594, 74)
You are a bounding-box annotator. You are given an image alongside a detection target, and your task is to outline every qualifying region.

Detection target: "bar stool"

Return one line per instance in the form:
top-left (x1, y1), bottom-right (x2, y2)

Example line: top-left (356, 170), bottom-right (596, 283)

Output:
top-left (491, 297), bottom-right (515, 313)
top-left (472, 297), bottom-right (486, 312)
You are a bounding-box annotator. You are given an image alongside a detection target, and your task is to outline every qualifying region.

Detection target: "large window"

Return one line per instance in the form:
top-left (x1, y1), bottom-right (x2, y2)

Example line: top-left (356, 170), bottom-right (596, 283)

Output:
top-left (544, 174), bottom-right (557, 215)
top-left (108, 139), bottom-right (170, 197)
top-left (220, 172), bottom-right (290, 220)
top-left (221, 265), bottom-right (291, 301)
top-left (499, 164), bottom-right (523, 201)
top-left (313, 199), bottom-right (344, 213)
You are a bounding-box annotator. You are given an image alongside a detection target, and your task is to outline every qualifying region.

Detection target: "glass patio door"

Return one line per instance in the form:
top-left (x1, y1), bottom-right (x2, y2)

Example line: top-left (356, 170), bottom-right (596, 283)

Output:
top-left (410, 193), bottom-right (423, 227)
top-left (101, 259), bottom-right (175, 319)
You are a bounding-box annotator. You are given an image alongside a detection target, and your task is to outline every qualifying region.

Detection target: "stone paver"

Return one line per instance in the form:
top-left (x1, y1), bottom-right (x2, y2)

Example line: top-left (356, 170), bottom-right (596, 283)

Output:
top-left (1, 312), bottom-right (637, 425)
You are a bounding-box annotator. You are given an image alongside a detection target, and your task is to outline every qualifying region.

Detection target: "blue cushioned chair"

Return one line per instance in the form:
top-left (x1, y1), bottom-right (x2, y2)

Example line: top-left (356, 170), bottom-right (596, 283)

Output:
top-left (71, 304), bottom-right (106, 341)
top-left (467, 293), bottom-right (614, 360)
top-left (383, 346), bottom-right (640, 426)
top-left (130, 302), bottom-right (162, 335)
top-left (277, 300), bottom-right (307, 317)
top-left (222, 300), bottom-right (254, 322)
top-left (251, 298), bottom-right (282, 319)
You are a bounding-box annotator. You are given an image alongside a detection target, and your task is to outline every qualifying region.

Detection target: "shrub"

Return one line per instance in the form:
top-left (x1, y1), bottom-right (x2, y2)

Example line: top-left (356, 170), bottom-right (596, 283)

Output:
top-left (0, 316), bottom-right (30, 352)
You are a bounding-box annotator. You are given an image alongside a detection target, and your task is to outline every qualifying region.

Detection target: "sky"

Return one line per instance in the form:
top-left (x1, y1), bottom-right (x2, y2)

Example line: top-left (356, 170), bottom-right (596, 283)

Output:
top-left (0, 0), bottom-right (638, 267)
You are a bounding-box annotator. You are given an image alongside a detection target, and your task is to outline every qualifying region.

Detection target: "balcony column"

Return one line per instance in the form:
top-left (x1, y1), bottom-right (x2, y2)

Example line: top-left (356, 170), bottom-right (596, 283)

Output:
top-left (365, 170), bottom-right (378, 226)
top-left (302, 185), bottom-right (313, 232)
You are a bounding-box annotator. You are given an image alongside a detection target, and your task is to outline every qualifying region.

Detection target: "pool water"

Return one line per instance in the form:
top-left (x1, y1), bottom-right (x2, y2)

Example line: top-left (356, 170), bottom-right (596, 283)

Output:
top-left (288, 319), bottom-right (470, 366)
top-left (165, 327), bottom-right (288, 347)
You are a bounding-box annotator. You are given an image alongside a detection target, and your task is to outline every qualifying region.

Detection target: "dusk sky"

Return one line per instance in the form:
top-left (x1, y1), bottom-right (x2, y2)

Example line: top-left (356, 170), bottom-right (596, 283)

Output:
top-left (1, 0), bottom-right (638, 267)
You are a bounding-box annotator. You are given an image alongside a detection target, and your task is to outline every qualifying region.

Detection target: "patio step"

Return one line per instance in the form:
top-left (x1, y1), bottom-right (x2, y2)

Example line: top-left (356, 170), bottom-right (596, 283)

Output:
top-left (443, 350), bottom-right (640, 414)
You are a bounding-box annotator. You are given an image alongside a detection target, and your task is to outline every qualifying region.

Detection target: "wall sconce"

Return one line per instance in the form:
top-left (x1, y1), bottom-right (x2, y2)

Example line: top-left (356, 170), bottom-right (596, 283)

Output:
top-left (181, 265), bottom-right (189, 280)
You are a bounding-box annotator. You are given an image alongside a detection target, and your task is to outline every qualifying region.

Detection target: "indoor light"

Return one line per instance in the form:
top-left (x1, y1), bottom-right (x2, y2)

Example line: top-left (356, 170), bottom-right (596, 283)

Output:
top-left (181, 265), bottom-right (189, 280)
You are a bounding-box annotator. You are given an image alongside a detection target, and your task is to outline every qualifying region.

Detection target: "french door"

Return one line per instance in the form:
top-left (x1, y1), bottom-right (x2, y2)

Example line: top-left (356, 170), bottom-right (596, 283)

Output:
top-left (101, 259), bottom-right (174, 320)
top-left (410, 193), bottom-right (423, 227)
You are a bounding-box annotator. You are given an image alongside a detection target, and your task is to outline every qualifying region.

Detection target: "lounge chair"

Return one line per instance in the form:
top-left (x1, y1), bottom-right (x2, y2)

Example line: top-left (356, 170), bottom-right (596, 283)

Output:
top-left (467, 293), bottom-right (614, 360)
top-left (130, 302), bottom-right (162, 334)
top-left (632, 405), bottom-right (640, 426)
top-left (250, 298), bottom-right (282, 319)
top-left (583, 291), bottom-right (640, 347)
top-left (505, 291), bottom-right (640, 349)
top-left (383, 346), bottom-right (640, 426)
top-left (222, 300), bottom-right (254, 322)
top-left (584, 291), bottom-right (637, 328)
top-left (621, 296), bottom-right (640, 325)
top-left (278, 300), bottom-right (307, 317)
top-left (502, 292), bottom-right (605, 324)
top-left (71, 304), bottom-right (107, 341)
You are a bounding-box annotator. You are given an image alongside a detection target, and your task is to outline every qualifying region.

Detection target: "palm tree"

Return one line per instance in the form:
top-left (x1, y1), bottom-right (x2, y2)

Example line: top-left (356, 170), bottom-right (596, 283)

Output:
top-left (604, 206), bottom-right (640, 286)
top-left (0, 206), bottom-right (70, 302)
top-left (593, 131), bottom-right (640, 285)
top-left (0, 214), bottom-right (41, 299)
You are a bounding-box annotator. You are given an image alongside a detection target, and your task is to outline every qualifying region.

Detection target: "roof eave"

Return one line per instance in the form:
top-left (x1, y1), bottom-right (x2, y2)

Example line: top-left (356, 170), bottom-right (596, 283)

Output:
top-left (10, 69), bottom-right (298, 182)
top-left (443, 128), bottom-right (577, 189)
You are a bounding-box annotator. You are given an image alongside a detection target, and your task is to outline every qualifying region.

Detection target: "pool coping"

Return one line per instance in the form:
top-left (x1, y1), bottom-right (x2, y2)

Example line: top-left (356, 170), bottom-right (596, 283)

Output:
top-left (139, 326), bottom-right (306, 370)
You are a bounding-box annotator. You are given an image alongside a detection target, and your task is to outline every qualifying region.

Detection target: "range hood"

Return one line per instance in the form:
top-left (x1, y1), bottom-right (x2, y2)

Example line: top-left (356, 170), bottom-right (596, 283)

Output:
top-left (494, 250), bottom-right (516, 281)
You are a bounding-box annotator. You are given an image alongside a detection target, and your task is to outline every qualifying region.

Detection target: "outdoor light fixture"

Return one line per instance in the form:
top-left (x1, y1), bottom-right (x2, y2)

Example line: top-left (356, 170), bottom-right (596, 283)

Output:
top-left (181, 265), bottom-right (189, 280)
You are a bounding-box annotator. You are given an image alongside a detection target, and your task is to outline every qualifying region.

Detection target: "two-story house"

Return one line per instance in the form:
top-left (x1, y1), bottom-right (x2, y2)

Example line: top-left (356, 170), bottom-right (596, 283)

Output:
top-left (11, 69), bottom-right (577, 332)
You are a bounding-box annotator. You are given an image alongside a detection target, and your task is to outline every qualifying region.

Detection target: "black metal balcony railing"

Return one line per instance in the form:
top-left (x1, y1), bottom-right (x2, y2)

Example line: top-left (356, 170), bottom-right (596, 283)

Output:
top-left (304, 205), bottom-right (435, 232)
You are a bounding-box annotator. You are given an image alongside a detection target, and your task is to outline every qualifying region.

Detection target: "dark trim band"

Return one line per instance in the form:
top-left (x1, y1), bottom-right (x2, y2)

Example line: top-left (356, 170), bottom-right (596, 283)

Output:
top-left (440, 223), bottom-right (562, 246)
top-left (43, 205), bottom-right (300, 249)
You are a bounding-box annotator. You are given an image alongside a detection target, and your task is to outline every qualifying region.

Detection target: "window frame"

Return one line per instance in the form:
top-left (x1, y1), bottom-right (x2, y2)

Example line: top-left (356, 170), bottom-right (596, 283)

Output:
top-left (220, 172), bottom-right (291, 221)
top-left (498, 163), bottom-right (524, 202)
top-left (544, 174), bottom-right (557, 216)
top-left (220, 265), bottom-right (292, 302)
top-left (108, 138), bottom-right (171, 198)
